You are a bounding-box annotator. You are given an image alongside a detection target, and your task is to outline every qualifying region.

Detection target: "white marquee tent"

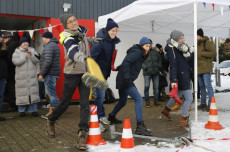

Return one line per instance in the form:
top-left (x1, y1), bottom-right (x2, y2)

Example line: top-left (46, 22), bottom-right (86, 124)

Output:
top-left (97, 0), bottom-right (230, 122)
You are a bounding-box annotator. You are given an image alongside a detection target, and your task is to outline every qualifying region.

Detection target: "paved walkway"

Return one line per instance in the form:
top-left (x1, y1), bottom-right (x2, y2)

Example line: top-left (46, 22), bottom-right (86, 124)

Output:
top-left (0, 99), bottom-right (187, 152)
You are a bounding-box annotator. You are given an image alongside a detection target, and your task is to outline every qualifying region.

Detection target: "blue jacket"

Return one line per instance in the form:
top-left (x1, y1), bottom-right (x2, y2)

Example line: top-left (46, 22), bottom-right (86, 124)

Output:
top-left (40, 38), bottom-right (61, 77)
top-left (116, 44), bottom-right (144, 89)
top-left (90, 28), bottom-right (120, 79)
top-left (165, 44), bottom-right (191, 90)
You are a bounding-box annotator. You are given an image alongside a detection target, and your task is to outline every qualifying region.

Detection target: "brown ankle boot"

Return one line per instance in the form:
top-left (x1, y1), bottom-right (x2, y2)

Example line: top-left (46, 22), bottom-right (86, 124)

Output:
top-left (47, 119), bottom-right (55, 138)
top-left (161, 106), bottom-right (172, 120)
top-left (178, 115), bottom-right (189, 128)
top-left (171, 103), bottom-right (181, 111)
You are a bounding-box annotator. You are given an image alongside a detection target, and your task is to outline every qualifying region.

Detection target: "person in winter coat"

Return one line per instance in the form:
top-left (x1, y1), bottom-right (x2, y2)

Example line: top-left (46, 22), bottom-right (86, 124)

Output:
top-left (197, 28), bottom-right (216, 112)
top-left (2, 32), bottom-right (18, 112)
top-left (161, 30), bottom-right (193, 128)
top-left (12, 37), bottom-right (40, 117)
top-left (142, 40), bottom-right (162, 107)
top-left (0, 30), bottom-right (7, 121)
top-left (156, 43), bottom-right (169, 100)
top-left (39, 32), bottom-right (61, 119)
top-left (108, 37), bottom-right (153, 136)
top-left (90, 18), bottom-right (120, 132)
top-left (46, 14), bottom-right (102, 150)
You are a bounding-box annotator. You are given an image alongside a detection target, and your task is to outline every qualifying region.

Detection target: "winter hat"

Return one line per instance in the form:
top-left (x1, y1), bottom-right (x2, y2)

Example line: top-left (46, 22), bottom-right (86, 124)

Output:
top-left (197, 28), bottom-right (204, 37)
top-left (42, 32), bottom-right (53, 38)
top-left (2, 31), bottom-right (13, 38)
top-left (170, 30), bottom-right (184, 42)
top-left (106, 18), bottom-right (119, 31)
top-left (19, 37), bottom-right (29, 46)
top-left (139, 37), bottom-right (151, 46)
top-left (59, 13), bottom-right (74, 28)
top-left (156, 43), bottom-right (162, 49)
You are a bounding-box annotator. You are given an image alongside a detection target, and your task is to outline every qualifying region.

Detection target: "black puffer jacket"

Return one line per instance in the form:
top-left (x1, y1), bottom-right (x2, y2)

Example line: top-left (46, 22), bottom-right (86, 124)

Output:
top-left (0, 43), bottom-right (8, 79)
top-left (40, 38), bottom-right (61, 77)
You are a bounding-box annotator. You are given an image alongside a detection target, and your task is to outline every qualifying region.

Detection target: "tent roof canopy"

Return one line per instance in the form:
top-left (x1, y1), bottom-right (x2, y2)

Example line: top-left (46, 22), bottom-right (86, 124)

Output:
top-left (98, 0), bottom-right (230, 38)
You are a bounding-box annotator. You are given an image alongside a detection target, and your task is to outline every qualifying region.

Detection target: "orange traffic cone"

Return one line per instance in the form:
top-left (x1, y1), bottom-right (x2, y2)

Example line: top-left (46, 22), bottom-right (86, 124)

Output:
top-left (120, 119), bottom-right (135, 152)
top-left (86, 105), bottom-right (106, 145)
top-left (205, 97), bottom-right (224, 130)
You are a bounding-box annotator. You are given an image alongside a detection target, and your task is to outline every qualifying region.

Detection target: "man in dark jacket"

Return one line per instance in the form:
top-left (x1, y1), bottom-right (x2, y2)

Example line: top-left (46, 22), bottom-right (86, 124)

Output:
top-left (90, 18), bottom-right (120, 132)
top-left (2, 31), bottom-right (18, 112)
top-left (39, 32), bottom-right (61, 119)
top-left (0, 30), bottom-right (7, 121)
top-left (108, 37), bottom-right (153, 136)
top-left (142, 40), bottom-right (161, 107)
top-left (197, 28), bottom-right (216, 112)
top-left (161, 30), bottom-right (193, 128)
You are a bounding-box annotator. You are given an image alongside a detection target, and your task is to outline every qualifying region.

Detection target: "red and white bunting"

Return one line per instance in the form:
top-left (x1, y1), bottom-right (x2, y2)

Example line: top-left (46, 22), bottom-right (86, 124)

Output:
top-left (18, 31), bottom-right (24, 38)
top-left (39, 29), bottom-right (44, 35)
top-left (48, 26), bottom-right (52, 33)
top-left (28, 30), bottom-right (34, 39)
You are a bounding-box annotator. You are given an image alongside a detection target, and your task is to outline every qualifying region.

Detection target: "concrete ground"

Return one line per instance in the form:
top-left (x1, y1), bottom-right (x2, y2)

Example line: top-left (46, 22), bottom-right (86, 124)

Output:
top-left (0, 98), bottom-right (187, 152)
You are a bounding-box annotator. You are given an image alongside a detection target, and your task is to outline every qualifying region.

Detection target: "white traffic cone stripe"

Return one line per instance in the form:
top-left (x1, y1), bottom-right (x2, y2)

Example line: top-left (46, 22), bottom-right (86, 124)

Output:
top-left (120, 148), bottom-right (135, 152)
top-left (90, 115), bottom-right (98, 122)
top-left (89, 128), bottom-right (101, 135)
top-left (122, 129), bottom-right (133, 139)
top-left (209, 115), bottom-right (219, 122)
top-left (210, 103), bottom-right (217, 109)
top-left (91, 105), bottom-right (97, 113)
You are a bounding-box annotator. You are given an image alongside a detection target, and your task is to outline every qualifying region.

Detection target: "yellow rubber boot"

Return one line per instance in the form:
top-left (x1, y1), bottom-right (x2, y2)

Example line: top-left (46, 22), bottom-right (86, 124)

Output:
top-left (171, 103), bottom-right (181, 111)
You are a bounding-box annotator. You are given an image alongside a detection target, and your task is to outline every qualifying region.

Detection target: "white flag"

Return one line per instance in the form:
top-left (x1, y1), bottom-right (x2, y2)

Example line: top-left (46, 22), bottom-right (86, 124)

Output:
top-left (29, 30), bottom-right (34, 39)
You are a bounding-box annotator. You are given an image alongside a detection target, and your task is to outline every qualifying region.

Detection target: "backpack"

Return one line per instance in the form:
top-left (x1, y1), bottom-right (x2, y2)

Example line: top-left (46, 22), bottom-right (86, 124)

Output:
top-left (104, 88), bottom-right (116, 104)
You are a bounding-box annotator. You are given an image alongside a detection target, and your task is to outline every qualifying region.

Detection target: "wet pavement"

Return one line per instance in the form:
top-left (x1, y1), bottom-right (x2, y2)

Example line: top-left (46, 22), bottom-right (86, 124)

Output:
top-left (0, 98), bottom-right (188, 152)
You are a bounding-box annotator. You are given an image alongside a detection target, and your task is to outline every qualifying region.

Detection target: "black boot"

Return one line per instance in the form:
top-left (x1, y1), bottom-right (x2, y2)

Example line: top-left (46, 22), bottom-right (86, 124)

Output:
top-left (0, 116), bottom-right (6, 121)
top-left (145, 100), bottom-right (150, 108)
top-left (108, 114), bottom-right (122, 124)
top-left (135, 121), bottom-right (153, 136)
top-left (154, 99), bottom-right (160, 106)
top-left (198, 104), bottom-right (207, 110)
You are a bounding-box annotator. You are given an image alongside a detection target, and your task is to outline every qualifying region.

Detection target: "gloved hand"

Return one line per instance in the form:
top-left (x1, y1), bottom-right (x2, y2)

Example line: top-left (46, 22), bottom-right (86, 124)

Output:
top-left (123, 79), bottom-right (130, 88)
top-left (35, 54), bottom-right (41, 60)
top-left (93, 37), bottom-right (104, 43)
top-left (81, 56), bottom-right (87, 64)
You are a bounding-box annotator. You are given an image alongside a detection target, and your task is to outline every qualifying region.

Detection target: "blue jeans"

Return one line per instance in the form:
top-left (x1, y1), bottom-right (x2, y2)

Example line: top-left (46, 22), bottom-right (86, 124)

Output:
top-left (18, 103), bottom-right (37, 112)
top-left (198, 73), bottom-right (214, 106)
top-left (144, 74), bottom-right (159, 100)
top-left (44, 75), bottom-right (59, 107)
top-left (167, 89), bottom-right (193, 117)
top-left (110, 86), bottom-right (143, 122)
top-left (0, 79), bottom-right (6, 110)
top-left (95, 88), bottom-right (106, 120)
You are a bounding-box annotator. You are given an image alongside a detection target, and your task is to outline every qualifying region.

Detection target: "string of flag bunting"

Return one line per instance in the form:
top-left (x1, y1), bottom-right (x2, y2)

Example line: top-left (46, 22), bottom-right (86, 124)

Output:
top-left (203, 2), bottom-right (230, 16)
top-left (1, 24), bottom-right (63, 39)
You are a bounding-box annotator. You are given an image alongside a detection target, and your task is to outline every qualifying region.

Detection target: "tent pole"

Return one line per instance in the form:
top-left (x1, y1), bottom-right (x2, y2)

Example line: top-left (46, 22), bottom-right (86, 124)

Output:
top-left (194, 0), bottom-right (198, 123)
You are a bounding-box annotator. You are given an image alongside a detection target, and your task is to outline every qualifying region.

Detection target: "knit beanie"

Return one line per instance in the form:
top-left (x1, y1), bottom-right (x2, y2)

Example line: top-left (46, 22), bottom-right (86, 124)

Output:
top-left (170, 30), bottom-right (184, 42)
top-left (106, 18), bottom-right (119, 31)
top-left (42, 32), bottom-right (53, 38)
top-left (19, 37), bottom-right (29, 46)
top-left (139, 37), bottom-right (151, 46)
top-left (59, 13), bottom-right (74, 29)
top-left (197, 28), bottom-right (204, 37)
top-left (156, 43), bottom-right (162, 49)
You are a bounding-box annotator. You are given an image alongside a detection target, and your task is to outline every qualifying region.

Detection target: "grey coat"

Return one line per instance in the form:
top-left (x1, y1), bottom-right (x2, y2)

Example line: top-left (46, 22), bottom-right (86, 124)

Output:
top-left (12, 47), bottom-right (40, 106)
top-left (40, 38), bottom-right (61, 77)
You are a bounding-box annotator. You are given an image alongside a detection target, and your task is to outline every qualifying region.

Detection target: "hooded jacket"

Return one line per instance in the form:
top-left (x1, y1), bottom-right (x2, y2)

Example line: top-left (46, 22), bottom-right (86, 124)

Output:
top-left (90, 28), bottom-right (120, 79)
top-left (197, 36), bottom-right (216, 74)
top-left (40, 38), bottom-right (61, 77)
top-left (12, 47), bottom-right (40, 105)
top-left (116, 44), bottom-right (145, 89)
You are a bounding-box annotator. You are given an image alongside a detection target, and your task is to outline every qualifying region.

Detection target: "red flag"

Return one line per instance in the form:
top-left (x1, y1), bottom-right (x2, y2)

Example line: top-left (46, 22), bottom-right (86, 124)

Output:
top-left (39, 29), bottom-right (44, 35)
top-left (18, 31), bottom-right (24, 38)
top-left (212, 3), bottom-right (215, 11)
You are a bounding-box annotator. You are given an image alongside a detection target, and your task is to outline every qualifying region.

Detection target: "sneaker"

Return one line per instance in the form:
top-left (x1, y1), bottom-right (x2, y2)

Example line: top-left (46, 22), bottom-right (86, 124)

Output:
top-left (135, 121), bottom-right (153, 136)
top-left (198, 104), bottom-right (207, 110)
top-left (145, 100), bottom-right (150, 108)
top-left (0, 116), bottom-right (6, 121)
top-left (108, 114), bottom-right (122, 124)
top-left (99, 123), bottom-right (106, 132)
top-left (20, 112), bottom-right (26, 117)
top-left (100, 116), bottom-right (111, 125)
top-left (76, 130), bottom-right (88, 150)
top-left (82, 72), bottom-right (108, 90)
top-left (202, 105), bottom-right (210, 112)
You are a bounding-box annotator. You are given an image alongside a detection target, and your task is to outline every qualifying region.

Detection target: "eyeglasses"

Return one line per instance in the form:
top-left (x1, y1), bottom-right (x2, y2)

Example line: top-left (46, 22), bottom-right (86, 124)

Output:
top-left (67, 19), bottom-right (77, 25)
